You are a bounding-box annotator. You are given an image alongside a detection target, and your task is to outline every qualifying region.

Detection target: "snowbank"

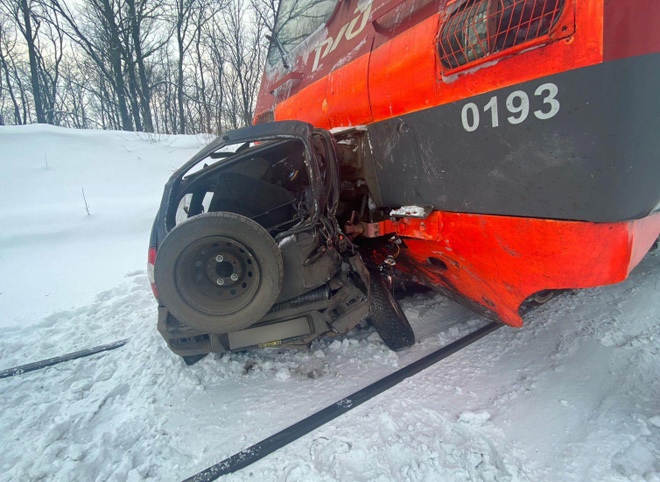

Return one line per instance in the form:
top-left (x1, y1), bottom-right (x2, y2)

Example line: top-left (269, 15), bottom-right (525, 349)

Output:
top-left (0, 125), bottom-right (207, 328)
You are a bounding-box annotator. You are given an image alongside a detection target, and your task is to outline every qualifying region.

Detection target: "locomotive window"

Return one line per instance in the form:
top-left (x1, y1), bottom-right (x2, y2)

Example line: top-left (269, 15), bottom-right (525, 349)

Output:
top-left (439, 0), bottom-right (566, 70)
top-left (267, 0), bottom-right (338, 66)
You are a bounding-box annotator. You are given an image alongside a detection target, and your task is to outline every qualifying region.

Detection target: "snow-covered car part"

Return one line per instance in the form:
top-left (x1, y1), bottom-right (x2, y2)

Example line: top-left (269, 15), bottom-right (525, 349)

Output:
top-left (154, 212), bottom-right (284, 333)
top-left (150, 121), bottom-right (375, 360)
top-left (367, 270), bottom-right (416, 351)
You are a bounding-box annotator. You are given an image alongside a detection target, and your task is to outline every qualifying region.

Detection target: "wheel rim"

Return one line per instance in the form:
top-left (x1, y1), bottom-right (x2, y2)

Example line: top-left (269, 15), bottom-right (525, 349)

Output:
top-left (175, 236), bottom-right (261, 317)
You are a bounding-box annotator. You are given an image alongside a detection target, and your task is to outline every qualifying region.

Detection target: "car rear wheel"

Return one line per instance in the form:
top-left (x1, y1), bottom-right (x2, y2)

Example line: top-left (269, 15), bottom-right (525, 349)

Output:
top-left (154, 212), bottom-right (284, 333)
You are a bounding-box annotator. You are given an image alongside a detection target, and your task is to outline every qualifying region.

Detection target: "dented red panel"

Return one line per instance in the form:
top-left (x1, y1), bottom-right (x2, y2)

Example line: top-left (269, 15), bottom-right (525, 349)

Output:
top-left (326, 51), bottom-right (374, 126)
top-left (389, 212), bottom-right (660, 327)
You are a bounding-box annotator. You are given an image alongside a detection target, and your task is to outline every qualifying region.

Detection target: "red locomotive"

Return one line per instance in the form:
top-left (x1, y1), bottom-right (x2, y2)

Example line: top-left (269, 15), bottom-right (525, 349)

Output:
top-left (151, 0), bottom-right (659, 360)
top-left (254, 0), bottom-right (660, 327)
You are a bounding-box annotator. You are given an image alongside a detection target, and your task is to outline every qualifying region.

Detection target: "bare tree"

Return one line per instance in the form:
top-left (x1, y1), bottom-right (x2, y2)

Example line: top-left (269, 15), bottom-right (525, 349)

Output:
top-left (0, 0), bottom-right (64, 125)
top-left (0, 14), bottom-right (25, 124)
top-left (125, 0), bottom-right (161, 132)
top-left (17, 0), bottom-right (46, 122)
top-left (36, 8), bottom-right (65, 124)
top-left (220, 0), bottom-right (268, 128)
top-left (250, 0), bottom-right (278, 33)
top-left (0, 0), bottom-right (278, 133)
top-left (57, 54), bottom-right (95, 128)
top-left (49, 0), bottom-right (135, 130)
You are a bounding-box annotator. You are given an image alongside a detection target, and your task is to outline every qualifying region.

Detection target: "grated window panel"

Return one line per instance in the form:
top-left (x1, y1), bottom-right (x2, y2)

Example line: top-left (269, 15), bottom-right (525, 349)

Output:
top-left (439, 0), bottom-right (565, 70)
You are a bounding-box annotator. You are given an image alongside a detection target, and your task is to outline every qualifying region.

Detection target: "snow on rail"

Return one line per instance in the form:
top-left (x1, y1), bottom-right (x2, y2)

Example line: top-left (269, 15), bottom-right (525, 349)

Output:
top-left (183, 323), bottom-right (500, 481)
top-left (0, 339), bottom-right (129, 380)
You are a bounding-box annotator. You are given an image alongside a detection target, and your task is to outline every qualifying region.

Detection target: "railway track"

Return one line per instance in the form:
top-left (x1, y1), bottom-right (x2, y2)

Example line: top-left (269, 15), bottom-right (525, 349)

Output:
top-left (0, 338), bottom-right (130, 380)
top-left (182, 321), bottom-right (501, 481)
top-left (0, 320), bottom-right (501, 479)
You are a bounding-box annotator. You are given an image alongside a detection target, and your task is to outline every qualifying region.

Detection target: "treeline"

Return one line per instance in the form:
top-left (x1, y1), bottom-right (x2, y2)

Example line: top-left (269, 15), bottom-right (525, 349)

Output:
top-left (0, 0), bottom-right (278, 134)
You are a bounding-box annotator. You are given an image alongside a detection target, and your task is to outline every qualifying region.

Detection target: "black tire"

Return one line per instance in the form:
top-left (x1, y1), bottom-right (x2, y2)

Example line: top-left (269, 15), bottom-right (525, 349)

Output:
top-left (367, 271), bottom-right (416, 351)
top-left (155, 212), bottom-right (284, 333)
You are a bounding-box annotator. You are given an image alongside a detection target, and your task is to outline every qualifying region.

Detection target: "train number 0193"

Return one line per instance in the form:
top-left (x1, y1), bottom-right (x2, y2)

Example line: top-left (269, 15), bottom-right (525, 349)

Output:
top-left (460, 83), bottom-right (560, 132)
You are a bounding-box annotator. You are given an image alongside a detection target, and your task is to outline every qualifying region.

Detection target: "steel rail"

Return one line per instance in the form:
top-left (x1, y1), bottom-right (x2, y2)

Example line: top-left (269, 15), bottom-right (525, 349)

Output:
top-left (0, 339), bottom-right (130, 380)
top-left (183, 321), bottom-right (502, 482)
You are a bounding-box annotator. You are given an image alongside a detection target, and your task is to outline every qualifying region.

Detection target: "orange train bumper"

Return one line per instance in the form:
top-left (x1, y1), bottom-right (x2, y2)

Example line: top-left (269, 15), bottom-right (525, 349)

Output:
top-left (369, 211), bottom-right (660, 326)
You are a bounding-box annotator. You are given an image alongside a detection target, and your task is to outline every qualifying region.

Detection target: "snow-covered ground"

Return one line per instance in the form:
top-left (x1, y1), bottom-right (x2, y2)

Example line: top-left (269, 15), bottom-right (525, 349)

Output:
top-left (0, 125), bottom-right (658, 482)
top-left (0, 125), bottom-right (209, 328)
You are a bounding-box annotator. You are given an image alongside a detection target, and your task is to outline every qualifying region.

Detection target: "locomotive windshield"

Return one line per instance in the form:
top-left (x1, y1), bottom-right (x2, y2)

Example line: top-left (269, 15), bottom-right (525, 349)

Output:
top-left (267, 0), bottom-right (338, 66)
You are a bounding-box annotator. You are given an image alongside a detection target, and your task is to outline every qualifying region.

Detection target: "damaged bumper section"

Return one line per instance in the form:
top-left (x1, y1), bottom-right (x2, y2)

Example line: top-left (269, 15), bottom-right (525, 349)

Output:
top-left (158, 255), bottom-right (370, 357)
top-left (150, 121), bottom-right (414, 362)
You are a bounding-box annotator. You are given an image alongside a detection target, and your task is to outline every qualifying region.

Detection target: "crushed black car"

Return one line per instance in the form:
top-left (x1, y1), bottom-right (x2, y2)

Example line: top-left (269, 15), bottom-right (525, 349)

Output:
top-left (148, 121), bottom-right (415, 363)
